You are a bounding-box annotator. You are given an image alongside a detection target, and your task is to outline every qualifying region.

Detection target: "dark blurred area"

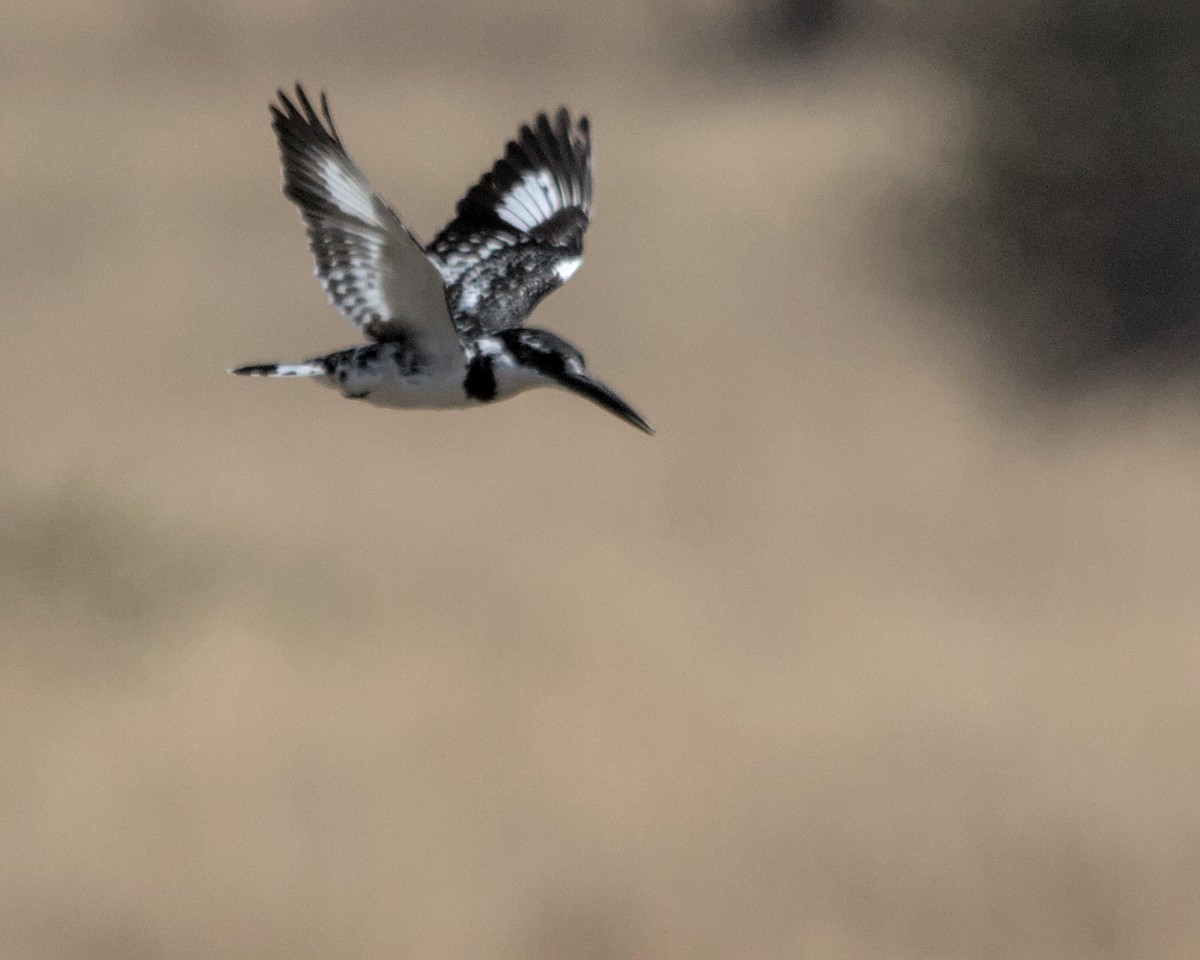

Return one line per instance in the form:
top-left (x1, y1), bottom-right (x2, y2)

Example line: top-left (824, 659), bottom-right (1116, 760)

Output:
top-left (2, 2), bottom-right (1199, 959)
top-left (740, 0), bottom-right (846, 56)
top-left (906, 2), bottom-right (1200, 389)
top-left (744, 0), bottom-right (1200, 390)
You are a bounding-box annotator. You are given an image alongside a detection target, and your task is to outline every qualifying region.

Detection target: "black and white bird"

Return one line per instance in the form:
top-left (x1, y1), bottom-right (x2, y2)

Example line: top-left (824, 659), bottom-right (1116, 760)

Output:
top-left (231, 85), bottom-right (652, 435)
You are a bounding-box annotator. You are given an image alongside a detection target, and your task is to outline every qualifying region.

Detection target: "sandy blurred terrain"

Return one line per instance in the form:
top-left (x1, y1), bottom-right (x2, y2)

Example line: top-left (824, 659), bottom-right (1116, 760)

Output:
top-left (2, 2), bottom-right (1198, 958)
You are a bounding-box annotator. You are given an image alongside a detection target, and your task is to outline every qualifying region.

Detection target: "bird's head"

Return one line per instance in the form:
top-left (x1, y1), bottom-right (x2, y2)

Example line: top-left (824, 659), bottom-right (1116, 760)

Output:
top-left (478, 328), bottom-right (653, 435)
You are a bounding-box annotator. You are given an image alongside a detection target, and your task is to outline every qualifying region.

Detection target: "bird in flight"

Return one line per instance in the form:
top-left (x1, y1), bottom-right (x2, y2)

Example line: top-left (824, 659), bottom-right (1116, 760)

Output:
top-left (231, 85), bottom-right (652, 435)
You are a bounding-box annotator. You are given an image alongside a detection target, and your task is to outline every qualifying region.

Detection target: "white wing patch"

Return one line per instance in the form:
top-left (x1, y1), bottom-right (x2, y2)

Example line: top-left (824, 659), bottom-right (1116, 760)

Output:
top-left (495, 169), bottom-right (567, 233)
top-left (318, 155), bottom-right (378, 223)
top-left (554, 256), bottom-right (582, 282)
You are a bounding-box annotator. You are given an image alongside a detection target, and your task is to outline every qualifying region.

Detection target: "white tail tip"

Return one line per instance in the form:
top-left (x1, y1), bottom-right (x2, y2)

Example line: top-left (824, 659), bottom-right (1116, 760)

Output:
top-left (230, 362), bottom-right (325, 377)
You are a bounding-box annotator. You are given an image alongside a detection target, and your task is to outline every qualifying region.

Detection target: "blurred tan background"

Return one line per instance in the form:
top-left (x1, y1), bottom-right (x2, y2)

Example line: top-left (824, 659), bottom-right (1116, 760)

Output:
top-left (3, 1), bottom-right (1199, 958)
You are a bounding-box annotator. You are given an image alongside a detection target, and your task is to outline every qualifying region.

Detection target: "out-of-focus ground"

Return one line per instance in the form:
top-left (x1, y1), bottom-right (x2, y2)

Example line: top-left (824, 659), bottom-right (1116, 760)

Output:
top-left (2, 2), bottom-right (1199, 958)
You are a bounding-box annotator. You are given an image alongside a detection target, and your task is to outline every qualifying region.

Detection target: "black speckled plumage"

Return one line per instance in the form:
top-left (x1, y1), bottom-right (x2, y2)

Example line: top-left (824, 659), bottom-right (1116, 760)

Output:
top-left (428, 107), bottom-right (593, 338)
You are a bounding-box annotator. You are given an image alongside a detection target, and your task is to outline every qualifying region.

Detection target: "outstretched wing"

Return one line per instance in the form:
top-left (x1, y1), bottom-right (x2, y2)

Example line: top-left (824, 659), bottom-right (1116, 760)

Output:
top-left (428, 108), bottom-right (593, 337)
top-left (270, 86), bottom-right (460, 351)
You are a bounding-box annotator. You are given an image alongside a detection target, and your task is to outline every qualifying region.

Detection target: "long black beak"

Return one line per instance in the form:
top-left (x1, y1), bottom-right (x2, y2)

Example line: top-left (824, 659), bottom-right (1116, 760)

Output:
top-left (556, 371), bottom-right (654, 435)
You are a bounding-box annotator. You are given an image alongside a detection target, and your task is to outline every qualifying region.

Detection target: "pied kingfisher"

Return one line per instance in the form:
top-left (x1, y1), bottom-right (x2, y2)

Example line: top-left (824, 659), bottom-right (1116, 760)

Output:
top-left (231, 85), bottom-right (652, 435)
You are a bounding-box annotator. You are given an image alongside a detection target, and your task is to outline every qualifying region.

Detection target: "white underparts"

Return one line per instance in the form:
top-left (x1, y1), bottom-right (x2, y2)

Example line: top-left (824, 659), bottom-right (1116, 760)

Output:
top-left (318, 343), bottom-right (472, 410)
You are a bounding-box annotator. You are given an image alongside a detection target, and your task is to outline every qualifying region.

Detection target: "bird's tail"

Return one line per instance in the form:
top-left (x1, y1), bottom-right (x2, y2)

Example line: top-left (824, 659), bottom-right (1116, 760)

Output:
top-left (229, 361), bottom-right (326, 377)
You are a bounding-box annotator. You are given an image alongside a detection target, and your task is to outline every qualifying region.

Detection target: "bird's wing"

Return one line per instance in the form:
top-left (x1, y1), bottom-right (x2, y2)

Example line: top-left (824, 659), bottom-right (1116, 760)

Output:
top-left (270, 86), bottom-right (460, 351)
top-left (427, 108), bottom-right (593, 337)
